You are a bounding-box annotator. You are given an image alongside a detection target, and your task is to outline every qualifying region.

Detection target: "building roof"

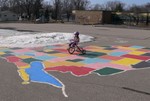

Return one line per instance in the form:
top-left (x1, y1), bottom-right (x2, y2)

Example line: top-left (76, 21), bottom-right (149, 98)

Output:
top-left (0, 11), bottom-right (17, 15)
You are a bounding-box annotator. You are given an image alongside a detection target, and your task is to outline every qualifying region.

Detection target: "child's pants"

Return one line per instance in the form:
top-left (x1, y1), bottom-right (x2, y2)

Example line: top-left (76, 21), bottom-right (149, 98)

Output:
top-left (69, 42), bottom-right (78, 47)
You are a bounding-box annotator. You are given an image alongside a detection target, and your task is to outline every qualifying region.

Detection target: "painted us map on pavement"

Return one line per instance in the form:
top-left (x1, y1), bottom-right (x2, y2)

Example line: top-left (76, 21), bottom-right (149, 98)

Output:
top-left (1, 44), bottom-right (150, 97)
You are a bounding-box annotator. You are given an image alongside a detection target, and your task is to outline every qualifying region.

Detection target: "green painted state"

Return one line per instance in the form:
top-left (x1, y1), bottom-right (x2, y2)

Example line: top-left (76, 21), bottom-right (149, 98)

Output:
top-left (101, 46), bottom-right (112, 48)
top-left (23, 58), bottom-right (42, 64)
top-left (45, 51), bottom-right (60, 54)
top-left (94, 67), bottom-right (124, 75)
top-left (67, 59), bottom-right (84, 62)
top-left (4, 51), bottom-right (13, 54)
top-left (10, 47), bottom-right (22, 50)
top-left (79, 51), bottom-right (106, 58)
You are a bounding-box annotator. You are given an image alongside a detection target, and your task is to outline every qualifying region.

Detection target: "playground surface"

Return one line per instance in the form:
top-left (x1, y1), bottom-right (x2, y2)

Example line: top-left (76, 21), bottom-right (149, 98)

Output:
top-left (0, 23), bottom-right (150, 101)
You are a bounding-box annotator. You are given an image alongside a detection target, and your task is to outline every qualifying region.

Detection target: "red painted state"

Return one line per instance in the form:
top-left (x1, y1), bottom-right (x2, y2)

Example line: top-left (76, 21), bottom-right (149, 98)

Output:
top-left (122, 54), bottom-right (150, 60)
top-left (100, 55), bottom-right (123, 61)
top-left (137, 49), bottom-right (150, 52)
top-left (54, 49), bottom-right (68, 53)
top-left (6, 56), bottom-right (21, 63)
top-left (45, 66), bottom-right (95, 76)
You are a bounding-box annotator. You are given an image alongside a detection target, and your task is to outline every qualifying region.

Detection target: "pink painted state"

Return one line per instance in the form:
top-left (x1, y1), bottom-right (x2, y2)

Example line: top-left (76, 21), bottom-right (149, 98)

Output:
top-left (86, 63), bottom-right (132, 70)
top-left (54, 49), bottom-right (68, 53)
top-left (53, 44), bottom-right (65, 47)
top-left (15, 61), bottom-right (29, 67)
top-left (6, 56), bottom-right (21, 63)
top-left (45, 66), bottom-right (95, 76)
top-left (112, 49), bottom-right (132, 52)
top-left (29, 47), bottom-right (44, 50)
top-left (49, 55), bottom-right (85, 62)
top-left (12, 49), bottom-right (34, 53)
top-left (35, 52), bottom-right (47, 56)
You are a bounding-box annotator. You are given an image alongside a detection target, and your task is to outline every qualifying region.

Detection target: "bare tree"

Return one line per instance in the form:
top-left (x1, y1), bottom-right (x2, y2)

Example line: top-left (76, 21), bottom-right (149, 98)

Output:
top-left (72, 0), bottom-right (90, 10)
top-left (92, 4), bottom-right (104, 10)
top-left (62, 0), bottom-right (73, 21)
top-left (129, 5), bottom-right (144, 25)
top-left (105, 1), bottom-right (125, 11)
top-left (8, 0), bottom-right (23, 14)
top-left (145, 3), bottom-right (150, 9)
top-left (145, 3), bottom-right (150, 26)
top-left (129, 5), bottom-right (143, 12)
top-left (0, 0), bottom-right (9, 11)
top-left (33, 0), bottom-right (43, 19)
top-left (52, 0), bottom-right (62, 20)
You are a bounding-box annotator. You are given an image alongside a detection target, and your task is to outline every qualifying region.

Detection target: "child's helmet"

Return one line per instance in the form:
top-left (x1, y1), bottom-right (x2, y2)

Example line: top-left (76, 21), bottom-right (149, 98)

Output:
top-left (74, 31), bottom-right (79, 36)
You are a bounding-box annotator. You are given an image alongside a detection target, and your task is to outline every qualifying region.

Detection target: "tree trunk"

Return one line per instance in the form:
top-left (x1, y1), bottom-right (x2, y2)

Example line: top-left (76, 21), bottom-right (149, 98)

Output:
top-left (146, 12), bottom-right (149, 26)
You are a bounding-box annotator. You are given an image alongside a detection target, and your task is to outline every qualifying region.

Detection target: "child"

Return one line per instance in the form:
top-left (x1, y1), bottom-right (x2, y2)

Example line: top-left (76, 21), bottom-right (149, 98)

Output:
top-left (69, 31), bottom-right (80, 48)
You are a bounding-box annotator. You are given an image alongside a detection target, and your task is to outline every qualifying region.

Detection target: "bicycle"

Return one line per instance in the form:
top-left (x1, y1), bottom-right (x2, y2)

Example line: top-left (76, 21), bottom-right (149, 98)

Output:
top-left (67, 44), bottom-right (86, 55)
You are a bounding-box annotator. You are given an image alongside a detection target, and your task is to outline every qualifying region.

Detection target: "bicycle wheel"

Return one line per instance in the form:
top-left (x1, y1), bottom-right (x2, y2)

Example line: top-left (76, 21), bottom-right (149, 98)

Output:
top-left (77, 46), bottom-right (86, 55)
top-left (81, 50), bottom-right (86, 55)
top-left (68, 47), bottom-right (75, 54)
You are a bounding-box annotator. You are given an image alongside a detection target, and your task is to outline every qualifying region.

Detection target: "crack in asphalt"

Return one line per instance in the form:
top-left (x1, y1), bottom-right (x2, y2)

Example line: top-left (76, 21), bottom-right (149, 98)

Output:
top-left (143, 37), bottom-right (150, 40)
top-left (122, 87), bottom-right (150, 95)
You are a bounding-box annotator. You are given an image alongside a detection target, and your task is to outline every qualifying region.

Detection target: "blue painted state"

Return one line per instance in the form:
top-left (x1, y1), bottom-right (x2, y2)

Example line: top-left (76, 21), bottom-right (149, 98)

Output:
top-left (81, 58), bottom-right (110, 64)
top-left (109, 52), bottom-right (128, 56)
top-left (11, 53), bottom-right (23, 56)
top-left (0, 49), bottom-right (12, 52)
top-left (45, 46), bottom-right (55, 49)
top-left (25, 61), bottom-right (63, 87)
top-left (130, 46), bottom-right (144, 49)
top-left (24, 52), bottom-right (36, 56)
top-left (34, 55), bottom-right (56, 60)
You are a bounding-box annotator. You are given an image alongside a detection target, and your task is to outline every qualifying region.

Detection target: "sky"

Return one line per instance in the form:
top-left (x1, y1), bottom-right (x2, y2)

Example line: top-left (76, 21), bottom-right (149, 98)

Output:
top-left (90, 0), bottom-right (149, 5)
top-left (46, 0), bottom-right (149, 6)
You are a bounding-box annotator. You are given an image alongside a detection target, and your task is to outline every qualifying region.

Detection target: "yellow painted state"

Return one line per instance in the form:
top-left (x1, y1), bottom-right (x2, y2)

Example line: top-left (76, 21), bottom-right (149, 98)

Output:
top-left (43, 49), bottom-right (53, 52)
top-left (129, 51), bottom-right (146, 55)
top-left (44, 61), bottom-right (84, 68)
top-left (87, 48), bottom-right (111, 53)
top-left (17, 55), bottom-right (32, 59)
top-left (97, 49), bottom-right (111, 53)
top-left (0, 52), bottom-right (5, 55)
top-left (117, 46), bottom-right (138, 51)
top-left (112, 58), bottom-right (142, 66)
top-left (50, 53), bottom-right (70, 57)
top-left (17, 64), bottom-right (30, 69)
top-left (18, 69), bottom-right (30, 84)
top-left (43, 61), bottom-right (53, 68)
top-left (59, 45), bottom-right (68, 49)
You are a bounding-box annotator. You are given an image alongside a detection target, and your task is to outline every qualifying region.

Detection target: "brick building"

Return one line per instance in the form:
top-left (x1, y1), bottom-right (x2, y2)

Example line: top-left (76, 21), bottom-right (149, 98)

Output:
top-left (72, 10), bottom-right (112, 25)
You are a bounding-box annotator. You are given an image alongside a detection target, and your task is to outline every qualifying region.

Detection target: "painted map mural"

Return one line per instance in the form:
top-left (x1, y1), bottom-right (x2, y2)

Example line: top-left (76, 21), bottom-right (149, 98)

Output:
top-left (0, 44), bottom-right (150, 97)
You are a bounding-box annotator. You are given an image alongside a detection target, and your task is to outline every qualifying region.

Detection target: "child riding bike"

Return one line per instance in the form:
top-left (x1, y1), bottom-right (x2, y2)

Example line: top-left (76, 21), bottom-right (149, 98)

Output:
top-left (69, 31), bottom-right (80, 48)
top-left (68, 31), bottom-right (86, 54)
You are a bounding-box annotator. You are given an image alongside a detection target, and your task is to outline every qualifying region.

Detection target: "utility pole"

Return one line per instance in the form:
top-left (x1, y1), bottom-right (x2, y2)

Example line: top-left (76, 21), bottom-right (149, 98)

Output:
top-left (146, 12), bottom-right (149, 26)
